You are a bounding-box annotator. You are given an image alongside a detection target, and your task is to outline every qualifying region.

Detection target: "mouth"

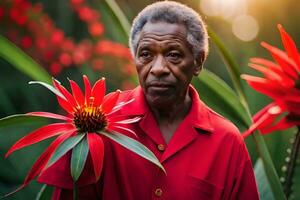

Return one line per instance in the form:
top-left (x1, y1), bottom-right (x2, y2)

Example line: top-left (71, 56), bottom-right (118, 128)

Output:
top-left (147, 82), bottom-right (173, 92)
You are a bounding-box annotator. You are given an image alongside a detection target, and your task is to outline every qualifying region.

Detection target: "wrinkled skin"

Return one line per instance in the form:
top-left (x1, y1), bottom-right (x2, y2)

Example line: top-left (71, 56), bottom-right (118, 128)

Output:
top-left (134, 21), bottom-right (204, 142)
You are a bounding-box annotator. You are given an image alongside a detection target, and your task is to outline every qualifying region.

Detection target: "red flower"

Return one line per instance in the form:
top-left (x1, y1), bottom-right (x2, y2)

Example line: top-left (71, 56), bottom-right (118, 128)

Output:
top-left (20, 36), bottom-right (33, 49)
top-left (0, 7), bottom-right (4, 21)
top-left (5, 76), bottom-right (140, 193)
top-left (242, 25), bottom-right (300, 138)
top-left (88, 22), bottom-right (104, 37)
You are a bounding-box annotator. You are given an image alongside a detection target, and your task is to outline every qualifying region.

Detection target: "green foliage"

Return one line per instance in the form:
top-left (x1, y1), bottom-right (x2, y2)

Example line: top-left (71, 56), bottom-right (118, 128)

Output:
top-left (254, 158), bottom-right (275, 200)
top-left (47, 134), bottom-right (85, 168)
top-left (100, 131), bottom-right (165, 173)
top-left (36, 185), bottom-right (53, 200)
top-left (0, 115), bottom-right (48, 129)
top-left (0, 1), bottom-right (298, 199)
top-left (192, 69), bottom-right (249, 130)
top-left (0, 35), bottom-right (52, 84)
top-left (208, 27), bottom-right (286, 199)
top-left (71, 137), bottom-right (89, 181)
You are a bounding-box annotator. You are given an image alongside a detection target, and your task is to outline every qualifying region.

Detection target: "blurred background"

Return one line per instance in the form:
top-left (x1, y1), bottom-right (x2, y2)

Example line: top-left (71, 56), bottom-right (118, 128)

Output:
top-left (0, 0), bottom-right (299, 199)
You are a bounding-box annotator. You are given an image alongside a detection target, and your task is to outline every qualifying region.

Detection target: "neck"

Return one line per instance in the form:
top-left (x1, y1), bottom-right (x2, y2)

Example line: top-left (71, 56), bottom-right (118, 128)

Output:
top-left (150, 90), bottom-right (192, 124)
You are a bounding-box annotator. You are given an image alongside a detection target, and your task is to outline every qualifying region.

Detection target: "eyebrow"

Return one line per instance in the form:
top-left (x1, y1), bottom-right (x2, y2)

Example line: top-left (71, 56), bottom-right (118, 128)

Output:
top-left (138, 41), bottom-right (184, 50)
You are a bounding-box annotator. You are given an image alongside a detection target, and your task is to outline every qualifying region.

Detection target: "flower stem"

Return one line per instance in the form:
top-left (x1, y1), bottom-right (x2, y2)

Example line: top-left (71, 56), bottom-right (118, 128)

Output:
top-left (284, 126), bottom-right (300, 198)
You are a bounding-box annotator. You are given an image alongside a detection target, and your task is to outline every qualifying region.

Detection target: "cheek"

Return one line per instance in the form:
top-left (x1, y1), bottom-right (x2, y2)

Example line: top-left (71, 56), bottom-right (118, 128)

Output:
top-left (170, 65), bottom-right (193, 83)
top-left (135, 63), bottom-right (149, 83)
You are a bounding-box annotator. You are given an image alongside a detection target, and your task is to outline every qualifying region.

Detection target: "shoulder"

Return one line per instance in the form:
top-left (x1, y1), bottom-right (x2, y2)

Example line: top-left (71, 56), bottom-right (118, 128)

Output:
top-left (204, 104), bottom-right (244, 146)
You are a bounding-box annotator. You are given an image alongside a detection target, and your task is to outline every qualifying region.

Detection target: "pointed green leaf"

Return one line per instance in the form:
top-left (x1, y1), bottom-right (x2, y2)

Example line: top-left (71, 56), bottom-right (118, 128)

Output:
top-left (193, 69), bottom-right (249, 129)
top-left (100, 131), bottom-right (165, 173)
top-left (0, 35), bottom-right (51, 84)
top-left (207, 28), bottom-right (245, 103)
top-left (254, 158), bottom-right (275, 200)
top-left (29, 81), bottom-right (66, 100)
top-left (0, 114), bottom-right (48, 129)
top-left (103, 0), bottom-right (130, 37)
top-left (71, 136), bottom-right (89, 181)
top-left (47, 134), bottom-right (85, 168)
top-left (36, 184), bottom-right (54, 200)
top-left (98, 0), bottom-right (130, 44)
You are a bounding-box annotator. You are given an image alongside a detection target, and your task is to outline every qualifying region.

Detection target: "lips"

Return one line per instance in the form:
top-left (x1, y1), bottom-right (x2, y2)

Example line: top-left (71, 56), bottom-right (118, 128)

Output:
top-left (147, 82), bottom-right (174, 93)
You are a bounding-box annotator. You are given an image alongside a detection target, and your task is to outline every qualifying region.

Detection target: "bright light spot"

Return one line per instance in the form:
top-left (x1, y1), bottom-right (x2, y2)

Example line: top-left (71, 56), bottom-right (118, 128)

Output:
top-left (200, 0), bottom-right (248, 20)
top-left (232, 15), bottom-right (259, 41)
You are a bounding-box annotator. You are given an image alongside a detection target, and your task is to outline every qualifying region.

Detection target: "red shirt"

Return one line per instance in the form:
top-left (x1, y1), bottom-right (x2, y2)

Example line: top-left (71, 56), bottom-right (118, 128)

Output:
top-left (39, 85), bottom-right (259, 200)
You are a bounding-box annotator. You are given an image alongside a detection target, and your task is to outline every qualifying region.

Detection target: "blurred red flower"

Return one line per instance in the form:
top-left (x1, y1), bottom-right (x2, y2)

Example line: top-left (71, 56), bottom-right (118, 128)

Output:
top-left (242, 25), bottom-right (300, 138)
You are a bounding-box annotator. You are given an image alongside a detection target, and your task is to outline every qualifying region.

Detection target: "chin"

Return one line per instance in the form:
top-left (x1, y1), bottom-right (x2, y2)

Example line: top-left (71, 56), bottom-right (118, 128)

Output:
top-left (146, 94), bottom-right (175, 109)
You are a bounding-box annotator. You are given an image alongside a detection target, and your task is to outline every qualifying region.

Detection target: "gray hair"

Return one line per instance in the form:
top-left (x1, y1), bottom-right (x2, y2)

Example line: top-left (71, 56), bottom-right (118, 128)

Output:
top-left (129, 1), bottom-right (209, 61)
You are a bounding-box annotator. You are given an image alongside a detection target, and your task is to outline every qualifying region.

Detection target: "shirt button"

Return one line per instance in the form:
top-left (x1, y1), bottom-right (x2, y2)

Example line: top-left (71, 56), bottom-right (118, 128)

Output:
top-left (157, 144), bottom-right (165, 152)
top-left (154, 188), bottom-right (163, 197)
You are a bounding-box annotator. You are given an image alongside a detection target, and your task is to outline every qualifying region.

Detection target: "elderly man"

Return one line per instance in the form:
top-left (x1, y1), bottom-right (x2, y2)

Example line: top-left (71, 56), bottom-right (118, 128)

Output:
top-left (39, 1), bottom-right (259, 199)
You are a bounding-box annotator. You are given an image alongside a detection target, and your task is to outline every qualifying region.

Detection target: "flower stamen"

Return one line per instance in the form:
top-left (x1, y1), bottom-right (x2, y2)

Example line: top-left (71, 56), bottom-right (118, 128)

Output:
top-left (73, 104), bottom-right (107, 133)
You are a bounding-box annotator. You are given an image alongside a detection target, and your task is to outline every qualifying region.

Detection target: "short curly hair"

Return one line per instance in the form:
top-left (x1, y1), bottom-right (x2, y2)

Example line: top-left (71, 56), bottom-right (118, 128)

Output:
top-left (129, 1), bottom-right (209, 61)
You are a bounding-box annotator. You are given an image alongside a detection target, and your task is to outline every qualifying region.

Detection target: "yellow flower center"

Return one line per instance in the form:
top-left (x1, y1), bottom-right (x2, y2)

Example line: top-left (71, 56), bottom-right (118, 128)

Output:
top-left (73, 97), bottom-right (107, 133)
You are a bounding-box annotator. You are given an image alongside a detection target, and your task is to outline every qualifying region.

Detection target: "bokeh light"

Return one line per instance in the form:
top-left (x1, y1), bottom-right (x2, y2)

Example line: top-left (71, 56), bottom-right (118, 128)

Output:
top-left (232, 15), bottom-right (259, 41)
top-left (200, 0), bottom-right (259, 41)
top-left (200, 0), bottom-right (248, 20)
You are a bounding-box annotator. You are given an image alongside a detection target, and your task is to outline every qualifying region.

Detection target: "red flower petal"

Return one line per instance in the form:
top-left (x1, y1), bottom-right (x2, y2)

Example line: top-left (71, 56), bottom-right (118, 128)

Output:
top-left (101, 90), bottom-right (121, 114)
top-left (83, 75), bottom-right (91, 104)
top-left (26, 131), bottom-right (74, 184)
top-left (278, 24), bottom-right (300, 71)
top-left (91, 78), bottom-right (105, 107)
top-left (69, 80), bottom-right (85, 106)
top-left (109, 116), bottom-right (141, 124)
top-left (3, 131), bottom-right (74, 197)
top-left (107, 125), bottom-right (137, 137)
top-left (282, 88), bottom-right (300, 103)
top-left (241, 75), bottom-right (284, 99)
top-left (248, 63), bottom-right (283, 82)
top-left (251, 58), bottom-right (282, 72)
top-left (53, 79), bottom-right (77, 108)
top-left (57, 95), bottom-right (75, 114)
top-left (261, 42), bottom-right (298, 79)
top-left (5, 123), bottom-right (75, 157)
top-left (285, 101), bottom-right (300, 115)
top-left (87, 133), bottom-right (104, 181)
top-left (106, 99), bottom-right (135, 116)
top-left (250, 58), bottom-right (295, 88)
top-left (260, 117), bottom-right (295, 134)
top-left (243, 104), bottom-right (283, 138)
top-left (27, 112), bottom-right (72, 121)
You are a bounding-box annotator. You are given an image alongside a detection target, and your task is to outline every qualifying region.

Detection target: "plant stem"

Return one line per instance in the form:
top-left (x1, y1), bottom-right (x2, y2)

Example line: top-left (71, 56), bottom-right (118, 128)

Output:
top-left (284, 126), bottom-right (300, 198)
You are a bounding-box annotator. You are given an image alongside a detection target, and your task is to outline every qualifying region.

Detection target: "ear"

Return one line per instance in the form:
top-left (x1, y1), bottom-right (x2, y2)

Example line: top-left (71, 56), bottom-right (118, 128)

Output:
top-left (193, 51), bottom-right (205, 76)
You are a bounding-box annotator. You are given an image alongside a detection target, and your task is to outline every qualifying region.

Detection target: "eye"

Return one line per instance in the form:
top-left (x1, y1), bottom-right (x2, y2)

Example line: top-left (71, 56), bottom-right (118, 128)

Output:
top-left (139, 50), bottom-right (152, 59)
top-left (166, 51), bottom-right (182, 62)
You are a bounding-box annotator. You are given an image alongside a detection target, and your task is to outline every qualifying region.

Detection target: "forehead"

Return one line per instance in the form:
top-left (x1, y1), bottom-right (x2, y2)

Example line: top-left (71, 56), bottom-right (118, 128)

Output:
top-left (137, 21), bottom-right (188, 47)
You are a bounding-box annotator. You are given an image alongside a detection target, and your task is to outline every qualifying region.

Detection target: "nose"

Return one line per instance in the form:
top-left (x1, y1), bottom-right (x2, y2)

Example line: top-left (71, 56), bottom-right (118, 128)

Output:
top-left (150, 55), bottom-right (170, 77)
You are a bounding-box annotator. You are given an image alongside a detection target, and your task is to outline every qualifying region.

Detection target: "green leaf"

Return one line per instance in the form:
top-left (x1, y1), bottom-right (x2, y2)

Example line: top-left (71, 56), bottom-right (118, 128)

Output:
top-left (35, 184), bottom-right (53, 200)
top-left (207, 28), bottom-right (246, 105)
top-left (209, 28), bottom-right (286, 199)
top-left (254, 158), bottom-right (275, 200)
top-left (0, 35), bottom-right (52, 84)
top-left (103, 0), bottom-right (130, 37)
top-left (100, 131), bottom-right (165, 173)
top-left (71, 136), bottom-right (89, 181)
top-left (28, 81), bottom-right (66, 100)
top-left (96, 0), bottom-right (129, 44)
top-left (192, 69), bottom-right (249, 129)
top-left (47, 134), bottom-right (85, 168)
top-left (0, 114), bottom-right (48, 130)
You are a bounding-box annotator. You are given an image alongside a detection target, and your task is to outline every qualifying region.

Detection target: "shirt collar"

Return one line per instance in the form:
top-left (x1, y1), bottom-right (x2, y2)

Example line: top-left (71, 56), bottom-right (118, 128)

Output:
top-left (120, 85), bottom-right (214, 133)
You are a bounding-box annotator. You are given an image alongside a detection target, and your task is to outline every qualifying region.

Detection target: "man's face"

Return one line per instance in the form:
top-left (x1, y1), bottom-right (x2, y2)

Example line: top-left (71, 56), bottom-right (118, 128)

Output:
top-left (135, 21), bottom-right (199, 108)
